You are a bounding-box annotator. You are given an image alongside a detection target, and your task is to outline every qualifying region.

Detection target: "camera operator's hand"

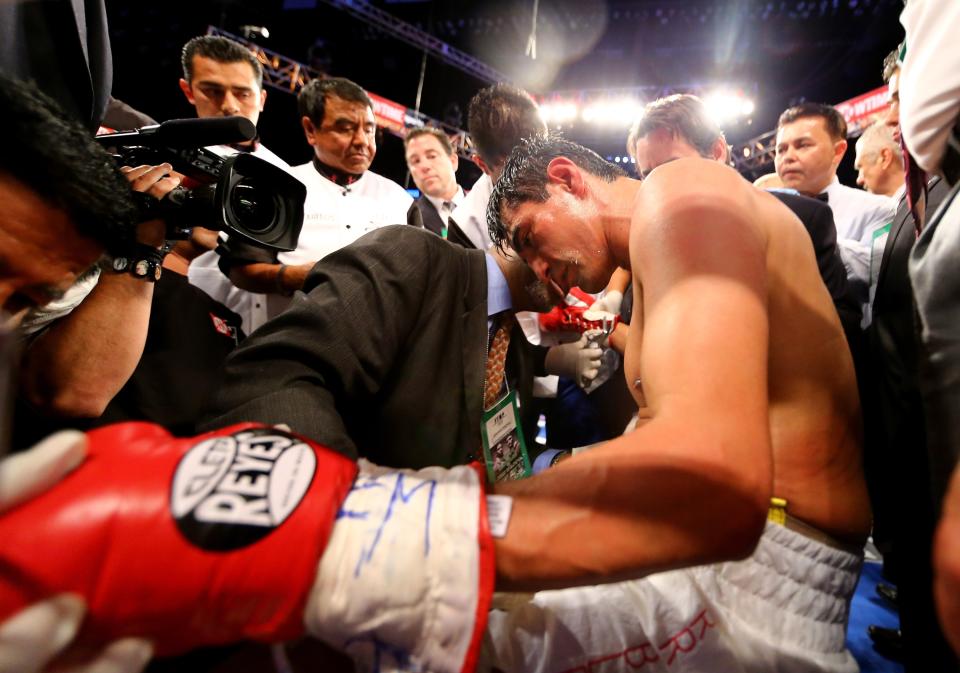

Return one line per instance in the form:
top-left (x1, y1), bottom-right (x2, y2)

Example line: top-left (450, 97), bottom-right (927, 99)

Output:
top-left (120, 163), bottom-right (182, 202)
top-left (120, 163), bottom-right (184, 249)
top-left (0, 432), bottom-right (153, 673)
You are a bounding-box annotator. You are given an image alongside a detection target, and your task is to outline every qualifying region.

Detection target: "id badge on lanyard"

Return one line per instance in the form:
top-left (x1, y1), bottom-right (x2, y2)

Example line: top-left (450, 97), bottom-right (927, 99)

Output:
top-left (480, 389), bottom-right (532, 483)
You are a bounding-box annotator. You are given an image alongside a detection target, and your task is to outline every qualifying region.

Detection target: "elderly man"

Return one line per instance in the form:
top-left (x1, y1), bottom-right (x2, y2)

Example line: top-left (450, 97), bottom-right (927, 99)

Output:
top-left (854, 121), bottom-right (904, 198)
top-left (483, 134), bottom-right (871, 672)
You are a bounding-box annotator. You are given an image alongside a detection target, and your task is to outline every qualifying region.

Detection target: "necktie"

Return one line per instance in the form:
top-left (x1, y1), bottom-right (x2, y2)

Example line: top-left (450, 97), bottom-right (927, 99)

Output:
top-left (484, 313), bottom-right (513, 409)
top-left (815, 192), bottom-right (829, 203)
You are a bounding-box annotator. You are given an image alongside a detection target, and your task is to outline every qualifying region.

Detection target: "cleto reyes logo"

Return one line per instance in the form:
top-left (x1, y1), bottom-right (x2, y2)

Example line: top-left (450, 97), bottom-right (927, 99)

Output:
top-left (171, 428), bottom-right (317, 551)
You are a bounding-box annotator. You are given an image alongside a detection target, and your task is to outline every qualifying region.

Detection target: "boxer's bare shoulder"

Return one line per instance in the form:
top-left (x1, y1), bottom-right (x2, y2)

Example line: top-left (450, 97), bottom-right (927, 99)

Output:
top-left (626, 158), bottom-right (870, 543)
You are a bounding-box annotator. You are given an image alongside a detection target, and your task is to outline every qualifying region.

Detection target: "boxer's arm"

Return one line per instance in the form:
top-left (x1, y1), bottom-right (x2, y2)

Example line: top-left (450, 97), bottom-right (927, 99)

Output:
top-left (495, 161), bottom-right (772, 591)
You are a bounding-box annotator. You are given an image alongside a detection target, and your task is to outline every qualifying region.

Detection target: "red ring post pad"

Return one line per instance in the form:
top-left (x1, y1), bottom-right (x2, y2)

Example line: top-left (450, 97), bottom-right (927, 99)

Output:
top-left (0, 422), bottom-right (358, 656)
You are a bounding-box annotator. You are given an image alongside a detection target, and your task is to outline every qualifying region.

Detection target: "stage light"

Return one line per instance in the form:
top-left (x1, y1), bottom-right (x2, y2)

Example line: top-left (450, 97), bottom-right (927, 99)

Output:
top-left (704, 90), bottom-right (754, 126)
top-left (240, 25), bottom-right (270, 41)
top-left (582, 98), bottom-right (643, 126)
top-left (539, 101), bottom-right (579, 125)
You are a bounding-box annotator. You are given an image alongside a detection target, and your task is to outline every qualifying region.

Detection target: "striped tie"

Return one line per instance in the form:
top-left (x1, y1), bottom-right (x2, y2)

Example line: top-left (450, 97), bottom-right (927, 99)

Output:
top-left (484, 313), bottom-right (513, 409)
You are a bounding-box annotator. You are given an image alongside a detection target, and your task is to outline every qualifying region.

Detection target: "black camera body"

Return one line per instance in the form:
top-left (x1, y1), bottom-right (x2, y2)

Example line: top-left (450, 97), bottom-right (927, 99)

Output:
top-left (97, 117), bottom-right (306, 252)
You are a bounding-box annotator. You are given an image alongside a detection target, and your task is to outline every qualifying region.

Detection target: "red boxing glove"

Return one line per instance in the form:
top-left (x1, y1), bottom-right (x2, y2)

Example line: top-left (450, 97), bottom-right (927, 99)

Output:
top-left (539, 305), bottom-right (621, 334)
top-left (0, 422), bottom-right (357, 656)
top-left (539, 287), bottom-right (620, 335)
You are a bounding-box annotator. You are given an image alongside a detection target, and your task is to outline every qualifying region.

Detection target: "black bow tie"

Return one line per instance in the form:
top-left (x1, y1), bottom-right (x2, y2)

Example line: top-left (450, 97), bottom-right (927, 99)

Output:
top-left (312, 156), bottom-right (362, 187)
top-left (815, 192), bottom-right (829, 203)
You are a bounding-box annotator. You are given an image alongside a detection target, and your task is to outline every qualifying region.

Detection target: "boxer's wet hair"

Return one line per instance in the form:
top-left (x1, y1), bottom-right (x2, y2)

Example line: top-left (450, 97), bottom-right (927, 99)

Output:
top-left (0, 73), bottom-right (139, 254)
top-left (487, 134), bottom-right (625, 252)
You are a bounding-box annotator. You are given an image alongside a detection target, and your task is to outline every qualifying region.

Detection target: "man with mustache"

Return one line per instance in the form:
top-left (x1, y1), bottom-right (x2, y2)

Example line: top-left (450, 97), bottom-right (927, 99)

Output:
top-left (220, 77), bottom-right (412, 322)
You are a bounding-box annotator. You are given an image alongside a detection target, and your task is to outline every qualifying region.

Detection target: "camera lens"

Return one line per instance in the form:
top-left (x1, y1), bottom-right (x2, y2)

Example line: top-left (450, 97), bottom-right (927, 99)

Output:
top-left (229, 180), bottom-right (278, 234)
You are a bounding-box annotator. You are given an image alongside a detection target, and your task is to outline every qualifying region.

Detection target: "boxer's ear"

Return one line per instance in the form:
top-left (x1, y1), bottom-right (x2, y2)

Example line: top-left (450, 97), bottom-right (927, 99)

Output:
top-left (546, 157), bottom-right (586, 197)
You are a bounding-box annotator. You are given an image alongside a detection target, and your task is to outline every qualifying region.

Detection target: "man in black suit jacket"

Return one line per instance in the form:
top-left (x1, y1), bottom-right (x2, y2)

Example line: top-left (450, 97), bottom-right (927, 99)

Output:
top-left (203, 226), bottom-right (558, 468)
top-left (867, 175), bottom-right (957, 671)
top-left (404, 127), bottom-right (463, 238)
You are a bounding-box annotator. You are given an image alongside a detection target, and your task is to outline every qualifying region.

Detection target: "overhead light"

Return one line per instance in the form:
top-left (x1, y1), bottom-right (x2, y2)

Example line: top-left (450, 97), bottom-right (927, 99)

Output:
top-left (539, 101), bottom-right (578, 125)
top-left (582, 98), bottom-right (643, 126)
top-left (240, 25), bottom-right (270, 41)
top-left (703, 90), bottom-right (755, 126)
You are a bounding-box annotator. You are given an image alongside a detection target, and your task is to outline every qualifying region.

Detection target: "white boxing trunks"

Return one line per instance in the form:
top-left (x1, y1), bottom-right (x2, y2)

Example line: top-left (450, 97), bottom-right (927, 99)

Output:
top-left (481, 521), bottom-right (863, 673)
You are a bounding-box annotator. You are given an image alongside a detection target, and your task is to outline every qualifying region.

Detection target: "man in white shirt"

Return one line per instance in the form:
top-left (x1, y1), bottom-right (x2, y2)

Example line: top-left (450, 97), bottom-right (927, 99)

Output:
top-left (220, 77), bottom-right (411, 321)
top-left (179, 34), bottom-right (292, 333)
top-left (449, 84), bottom-right (547, 251)
top-left (775, 102), bottom-right (896, 297)
top-left (404, 127), bottom-right (463, 237)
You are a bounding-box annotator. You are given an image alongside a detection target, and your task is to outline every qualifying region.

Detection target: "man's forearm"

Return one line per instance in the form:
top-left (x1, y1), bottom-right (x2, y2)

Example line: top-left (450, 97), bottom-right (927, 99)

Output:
top-left (20, 273), bottom-right (154, 418)
top-left (493, 417), bottom-right (771, 592)
top-left (227, 262), bottom-right (313, 294)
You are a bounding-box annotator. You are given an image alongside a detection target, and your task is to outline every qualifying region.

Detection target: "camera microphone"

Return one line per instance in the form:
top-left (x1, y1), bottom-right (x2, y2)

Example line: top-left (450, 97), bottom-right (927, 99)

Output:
top-left (97, 116), bottom-right (257, 150)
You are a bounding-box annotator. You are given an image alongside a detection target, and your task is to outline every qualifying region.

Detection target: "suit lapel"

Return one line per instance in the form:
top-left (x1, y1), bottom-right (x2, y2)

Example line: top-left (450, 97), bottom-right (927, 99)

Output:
top-left (876, 197), bottom-right (912, 297)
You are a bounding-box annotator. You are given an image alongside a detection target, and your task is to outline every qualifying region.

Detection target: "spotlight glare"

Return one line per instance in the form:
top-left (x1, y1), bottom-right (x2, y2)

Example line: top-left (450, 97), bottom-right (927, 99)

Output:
top-left (539, 101), bottom-right (578, 125)
top-left (704, 90), bottom-right (754, 126)
top-left (582, 98), bottom-right (643, 126)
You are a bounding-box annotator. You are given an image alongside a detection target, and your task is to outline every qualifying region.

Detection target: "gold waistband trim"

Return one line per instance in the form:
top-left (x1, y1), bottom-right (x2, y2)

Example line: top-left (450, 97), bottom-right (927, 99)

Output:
top-left (767, 497), bottom-right (862, 555)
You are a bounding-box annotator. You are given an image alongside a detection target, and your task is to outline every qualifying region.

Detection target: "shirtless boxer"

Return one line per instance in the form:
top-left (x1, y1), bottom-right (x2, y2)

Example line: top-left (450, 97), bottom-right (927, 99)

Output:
top-left (483, 134), bottom-right (872, 672)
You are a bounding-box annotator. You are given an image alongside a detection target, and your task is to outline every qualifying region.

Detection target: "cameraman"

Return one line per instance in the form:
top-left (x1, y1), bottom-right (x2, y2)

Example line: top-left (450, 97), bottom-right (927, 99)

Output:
top-left (179, 35), bottom-right (295, 334)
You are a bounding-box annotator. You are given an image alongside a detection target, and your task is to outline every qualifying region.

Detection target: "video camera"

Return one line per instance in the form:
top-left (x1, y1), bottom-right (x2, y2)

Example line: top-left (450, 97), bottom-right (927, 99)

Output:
top-left (96, 116), bottom-right (305, 252)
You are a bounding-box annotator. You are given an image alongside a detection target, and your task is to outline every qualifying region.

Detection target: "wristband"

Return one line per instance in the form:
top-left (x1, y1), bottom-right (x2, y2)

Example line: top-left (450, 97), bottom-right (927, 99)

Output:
top-left (100, 244), bottom-right (164, 282)
top-left (276, 264), bottom-right (292, 296)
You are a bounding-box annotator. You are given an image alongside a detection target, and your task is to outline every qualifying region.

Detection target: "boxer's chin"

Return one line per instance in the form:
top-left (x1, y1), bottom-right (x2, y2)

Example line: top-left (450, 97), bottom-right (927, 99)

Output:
top-left (525, 279), bottom-right (564, 312)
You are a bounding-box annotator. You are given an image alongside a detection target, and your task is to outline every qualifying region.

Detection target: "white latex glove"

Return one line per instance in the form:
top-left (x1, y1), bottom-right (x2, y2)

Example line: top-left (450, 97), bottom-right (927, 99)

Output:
top-left (0, 432), bottom-right (153, 673)
top-left (586, 290), bottom-right (623, 320)
top-left (544, 331), bottom-right (604, 389)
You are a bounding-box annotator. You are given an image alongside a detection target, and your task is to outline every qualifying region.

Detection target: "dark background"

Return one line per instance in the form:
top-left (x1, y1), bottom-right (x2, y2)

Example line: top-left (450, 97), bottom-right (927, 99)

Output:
top-left (106, 0), bottom-right (908, 188)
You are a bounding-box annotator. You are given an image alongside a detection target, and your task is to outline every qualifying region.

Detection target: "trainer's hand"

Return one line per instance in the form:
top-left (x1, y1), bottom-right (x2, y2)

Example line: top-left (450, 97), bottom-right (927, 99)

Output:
top-left (545, 332), bottom-right (604, 388)
top-left (0, 432), bottom-right (153, 673)
top-left (0, 596), bottom-right (151, 673)
top-left (587, 290), bottom-right (623, 318)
